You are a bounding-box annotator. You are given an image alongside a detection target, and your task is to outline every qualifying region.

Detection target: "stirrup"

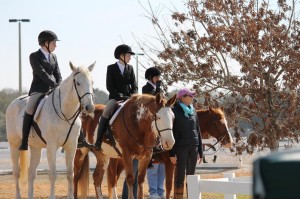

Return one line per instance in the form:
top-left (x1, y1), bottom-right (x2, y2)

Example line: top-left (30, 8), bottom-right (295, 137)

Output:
top-left (77, 140), bottom-right (94, 149)
top-left (94, 142), bottom-right (102, 151)
top-left (19, 143), bottom-right (28, 151)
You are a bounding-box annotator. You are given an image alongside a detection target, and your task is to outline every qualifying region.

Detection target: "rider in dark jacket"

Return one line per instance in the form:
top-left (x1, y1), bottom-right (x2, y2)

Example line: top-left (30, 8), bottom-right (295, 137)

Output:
top-left (142, 67), bottom-right (161, 95)
top-left (19, 30), bottom-right (62, 150)
top-left (94, 44), bottom-right (137, 150)
top-left (18, 30), bottom-right (92, 150)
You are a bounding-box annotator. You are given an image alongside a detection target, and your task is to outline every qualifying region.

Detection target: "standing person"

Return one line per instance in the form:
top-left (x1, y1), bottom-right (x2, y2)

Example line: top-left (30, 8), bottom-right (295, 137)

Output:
top-left (142, 67), bottom-right (165, 199)
top-left (169, 88), bottom-right (203, 199)
top-left (18, 30), bottom-right (92, 151)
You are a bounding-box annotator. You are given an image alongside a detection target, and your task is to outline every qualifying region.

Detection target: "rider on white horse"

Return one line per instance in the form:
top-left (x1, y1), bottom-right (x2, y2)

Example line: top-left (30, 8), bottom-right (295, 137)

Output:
top-left (19, 30), bottom-right (93, 150)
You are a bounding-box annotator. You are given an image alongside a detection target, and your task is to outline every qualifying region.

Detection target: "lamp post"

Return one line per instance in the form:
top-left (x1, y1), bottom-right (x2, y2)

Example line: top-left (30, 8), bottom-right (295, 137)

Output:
top-left (135, 53), bottom-right (144, 92)
top-left (9, 19), bottom-right (30, 96)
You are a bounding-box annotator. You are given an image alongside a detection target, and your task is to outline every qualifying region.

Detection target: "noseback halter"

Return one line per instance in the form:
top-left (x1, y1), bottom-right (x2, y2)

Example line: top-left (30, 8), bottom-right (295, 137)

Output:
top-left (154, 110), bottom-right (173, 137)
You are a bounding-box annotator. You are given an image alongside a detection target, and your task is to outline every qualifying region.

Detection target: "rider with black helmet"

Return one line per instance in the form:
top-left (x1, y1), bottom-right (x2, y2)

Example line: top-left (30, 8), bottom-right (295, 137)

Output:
top-left (18, 30), bottom-right (92, 150)
top-left (19, 30), bottom-right (62, 150)
top-left (94, 44), bottom-right (138, 150)
top-left (142, 67), bottom-right (162, 95)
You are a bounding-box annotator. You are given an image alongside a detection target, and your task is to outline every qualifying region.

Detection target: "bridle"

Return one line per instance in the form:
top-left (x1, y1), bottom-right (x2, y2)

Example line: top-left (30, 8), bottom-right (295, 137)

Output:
top-left (203, 116), bottom-right (228, 152)
top-left (122, 105), bottom-right (173, 149)
top-left (51, 71), bottom-right (94, 146)
top-left (153, 107), bottom-right (173, 137)
top-left (52, 72), bottom-right (94, 124)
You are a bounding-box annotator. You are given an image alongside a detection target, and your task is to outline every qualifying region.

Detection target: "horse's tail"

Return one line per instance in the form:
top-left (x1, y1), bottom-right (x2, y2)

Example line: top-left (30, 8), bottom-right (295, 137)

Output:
top-left (78, 153), bottom-right (89, 198)
top-left (19, 150), bottom-right (29, 184)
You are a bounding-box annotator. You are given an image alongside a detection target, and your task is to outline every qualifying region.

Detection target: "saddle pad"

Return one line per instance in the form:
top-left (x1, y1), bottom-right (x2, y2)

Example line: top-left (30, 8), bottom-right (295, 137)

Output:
top-left (34, 96), bottom-right (47, 122)
top-left (109, 99), bottom-right (129, 125)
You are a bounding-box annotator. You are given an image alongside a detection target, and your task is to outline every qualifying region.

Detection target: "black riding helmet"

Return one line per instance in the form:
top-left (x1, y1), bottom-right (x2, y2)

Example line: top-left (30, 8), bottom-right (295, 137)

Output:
top-left (114, 44), bottom-right (135, 59)
top-left (145, 67), bottom-right (161, 80)
top-left (38, 30), bottom-right (59, 45)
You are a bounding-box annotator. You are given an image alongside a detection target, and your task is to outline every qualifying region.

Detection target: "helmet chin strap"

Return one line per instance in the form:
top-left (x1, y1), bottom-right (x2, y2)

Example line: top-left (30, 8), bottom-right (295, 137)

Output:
top-left (44, 41), bottom-right (52, 62)
top-left (119, 55), bottom-right (127, 67)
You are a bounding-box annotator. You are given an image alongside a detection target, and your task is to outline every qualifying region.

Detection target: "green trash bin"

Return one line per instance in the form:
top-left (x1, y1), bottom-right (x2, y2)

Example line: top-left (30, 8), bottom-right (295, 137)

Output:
top-left (253, 149), bottom-right (300, 199)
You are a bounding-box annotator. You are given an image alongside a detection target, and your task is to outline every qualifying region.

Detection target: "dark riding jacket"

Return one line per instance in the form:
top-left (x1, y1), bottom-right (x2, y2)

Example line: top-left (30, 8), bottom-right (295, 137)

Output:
top-left (142, 82), bottom-right (161, 95)
top-left (29, 49), bottom-right (62, 94)
top-left (106, 63), bottom-right (137, 101)
top-left (170, 101), bottom-right (203, 158)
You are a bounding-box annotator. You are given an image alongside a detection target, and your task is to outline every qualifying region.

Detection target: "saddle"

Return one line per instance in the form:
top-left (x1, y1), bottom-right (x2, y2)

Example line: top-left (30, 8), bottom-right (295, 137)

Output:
top-left (102, 100), bottom-right (128, 157)
top-left (23, 91), bottom-right (54, 144)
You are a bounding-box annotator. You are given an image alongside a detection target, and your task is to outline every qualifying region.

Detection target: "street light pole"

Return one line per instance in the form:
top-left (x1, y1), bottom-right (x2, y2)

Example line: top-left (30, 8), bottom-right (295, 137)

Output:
top-left (9, 19), bottom-right (30, 96)
top-left (135, 53), bottom-right (144, 92)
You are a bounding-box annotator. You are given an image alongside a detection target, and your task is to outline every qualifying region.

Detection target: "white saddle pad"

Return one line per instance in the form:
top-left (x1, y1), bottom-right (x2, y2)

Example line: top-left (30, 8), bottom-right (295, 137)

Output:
top-left (109, 100), bottom-right (129, 125)
top-left (34, 96), bottom-right (47, 122)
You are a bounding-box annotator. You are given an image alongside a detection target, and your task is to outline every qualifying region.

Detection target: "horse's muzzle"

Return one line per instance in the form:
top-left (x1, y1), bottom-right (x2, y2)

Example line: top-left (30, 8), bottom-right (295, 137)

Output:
top-left (84, 104), bottom-right (95, 114)
top-left (162, 139), bottom-right (175, 150)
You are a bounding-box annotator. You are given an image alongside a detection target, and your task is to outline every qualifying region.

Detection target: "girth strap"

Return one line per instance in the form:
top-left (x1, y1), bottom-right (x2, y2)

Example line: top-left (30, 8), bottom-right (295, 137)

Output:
top-left (32, 121), bottom-right (47, 144)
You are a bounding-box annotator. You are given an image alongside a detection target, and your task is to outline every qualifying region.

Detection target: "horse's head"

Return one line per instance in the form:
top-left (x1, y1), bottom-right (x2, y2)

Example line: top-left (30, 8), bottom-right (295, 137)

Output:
top-left (198, 107), bottom-right (233, 147)
top-left (70, 61), bottom-right (95, 114)
top-left (151, 93), bottom-right (177, 150)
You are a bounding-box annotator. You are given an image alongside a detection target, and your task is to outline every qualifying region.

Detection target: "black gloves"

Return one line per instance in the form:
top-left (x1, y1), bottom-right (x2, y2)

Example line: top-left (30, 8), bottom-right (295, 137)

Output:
top-left (156, 80), bottom-right (162, 93)
top-left (121, 96), bottom-right (130, 101)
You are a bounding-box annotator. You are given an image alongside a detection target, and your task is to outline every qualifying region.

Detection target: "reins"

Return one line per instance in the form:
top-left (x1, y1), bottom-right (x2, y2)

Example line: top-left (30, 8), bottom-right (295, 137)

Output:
top-left (51, 71), bottom-right (93, 146)
top-left (202, 115), bottom-right (227, 153)
top-left (203, 135), bottom-right (226, 153)
top-left (121, 103), bottom-right (169, 149)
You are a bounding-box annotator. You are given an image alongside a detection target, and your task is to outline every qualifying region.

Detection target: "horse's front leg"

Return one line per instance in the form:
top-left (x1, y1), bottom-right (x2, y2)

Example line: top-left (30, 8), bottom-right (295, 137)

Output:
top-left (93, 150), bottom-right (107, 199)
top-left (47, 144), bottom-right (58, 199)
top-left (137, 158), bottom-right (150, 199)
top-left (9, 147), bottom-right (23, 199)
top-left (164, 157), bottom-right (175, 199)
top-left (107, 158), bottom-right (121, 199)
top-left (73, 148), bottom-right (88, 199)
top-left (64, 144), bottom-right (77, 199)
top-left (28, 147), bottom-right (42, 199)
top-left (122, 156), bottom-right (135, 199)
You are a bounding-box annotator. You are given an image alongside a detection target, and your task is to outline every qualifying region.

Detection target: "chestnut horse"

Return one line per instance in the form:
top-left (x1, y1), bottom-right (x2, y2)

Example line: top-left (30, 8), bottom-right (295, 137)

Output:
top-left (74, 94), bottom-right (177, 199)
top-left (74, 106), bottom-right (233, 199)
top-left (107, 107), bottom-right (233, 199)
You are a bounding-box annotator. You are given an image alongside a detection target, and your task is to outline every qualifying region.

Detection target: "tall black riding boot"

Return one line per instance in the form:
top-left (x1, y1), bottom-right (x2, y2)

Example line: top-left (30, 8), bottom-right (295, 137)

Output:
top-left (77, 129), bottom-right (94, 149)
top-left (94, 116), bottom-right (109, 151)
top-left (19, 112), bottom-right (34, 150)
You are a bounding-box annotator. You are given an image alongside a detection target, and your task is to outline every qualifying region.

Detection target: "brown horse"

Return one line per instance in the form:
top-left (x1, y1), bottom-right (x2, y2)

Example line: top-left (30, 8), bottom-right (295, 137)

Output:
top-left (73, 93), bottom-right (177, 199)
top-left (106, 107), bottom-right (233, 199)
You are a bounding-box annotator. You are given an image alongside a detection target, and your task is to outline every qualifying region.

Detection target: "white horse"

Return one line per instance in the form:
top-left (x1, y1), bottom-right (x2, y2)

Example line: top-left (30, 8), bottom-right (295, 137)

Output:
top-left (6, 62), bottom-right (96, 199)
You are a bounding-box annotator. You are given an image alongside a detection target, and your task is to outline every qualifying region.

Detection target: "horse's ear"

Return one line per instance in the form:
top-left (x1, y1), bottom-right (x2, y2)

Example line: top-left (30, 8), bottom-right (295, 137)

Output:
top-left (166, 94), bottom-right (177, 107)
top-left (220, 106), bottom-right (224, 111)
top-left (88, 61), bottom-right (96, 72)
top-left (155, 93), bottom-right (164, 106)
top-left (70, 61), bottom-right (75, 71)
top-left (209, 106), bottom-right (213, 112)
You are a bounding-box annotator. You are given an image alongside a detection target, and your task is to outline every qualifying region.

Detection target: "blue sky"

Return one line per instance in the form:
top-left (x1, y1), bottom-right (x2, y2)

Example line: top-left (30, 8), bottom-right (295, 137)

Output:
top-left (0, 0), bottom-right (185, 94)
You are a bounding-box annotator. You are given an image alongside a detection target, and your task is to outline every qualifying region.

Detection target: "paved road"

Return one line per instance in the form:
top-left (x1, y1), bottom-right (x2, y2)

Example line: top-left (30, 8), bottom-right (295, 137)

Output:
top-left (0, 142), bottom-right (99, 174)
top-left (0, 142), bottom-right (248, 174)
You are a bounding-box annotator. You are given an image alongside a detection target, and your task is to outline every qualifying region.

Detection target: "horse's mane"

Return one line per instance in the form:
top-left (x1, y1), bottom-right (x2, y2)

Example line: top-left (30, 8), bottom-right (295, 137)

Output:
top-left (76, 66), bottom-right (91, 74)
top-left (59, 66), bottom-right (91, 87)
top-left (130, 93), bottom-right (169, 106)
top-left (198, 107), bottom-right (225, 119)
top-left (130, 94), bottom-right (155, 103)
